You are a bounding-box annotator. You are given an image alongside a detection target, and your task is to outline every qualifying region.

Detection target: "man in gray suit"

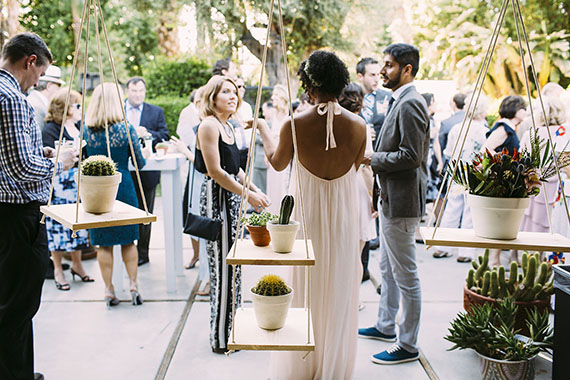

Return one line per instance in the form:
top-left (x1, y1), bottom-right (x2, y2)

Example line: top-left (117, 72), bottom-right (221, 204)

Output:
top-left (359, 43), bottom-right (430, 365)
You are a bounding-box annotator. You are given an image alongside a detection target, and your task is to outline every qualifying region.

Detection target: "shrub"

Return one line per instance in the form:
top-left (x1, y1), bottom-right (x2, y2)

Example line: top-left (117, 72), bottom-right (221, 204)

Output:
top-left (143, 57), bottom-right (211, 98)
top-left (147, 96), bottom-right (189, 138)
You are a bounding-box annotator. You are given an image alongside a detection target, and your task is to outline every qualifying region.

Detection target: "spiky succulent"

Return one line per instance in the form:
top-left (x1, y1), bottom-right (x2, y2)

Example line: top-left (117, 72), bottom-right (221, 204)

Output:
top-left (241, 211), bottom-right (277, 227)
top-left (81, 155), bottom-right (117, 176)
top-left (252, 274), bottom-right (291, 296)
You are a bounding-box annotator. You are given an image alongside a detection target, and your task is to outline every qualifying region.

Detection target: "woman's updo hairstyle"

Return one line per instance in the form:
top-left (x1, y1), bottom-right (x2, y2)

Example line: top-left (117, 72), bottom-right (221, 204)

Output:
top-left (297, 50), bottom-right (350, 97)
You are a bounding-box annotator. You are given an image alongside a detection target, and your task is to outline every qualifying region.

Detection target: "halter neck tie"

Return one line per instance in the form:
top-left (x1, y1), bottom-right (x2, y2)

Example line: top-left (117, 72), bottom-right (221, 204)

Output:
top-left (316, 101), bottom-right (341, 151)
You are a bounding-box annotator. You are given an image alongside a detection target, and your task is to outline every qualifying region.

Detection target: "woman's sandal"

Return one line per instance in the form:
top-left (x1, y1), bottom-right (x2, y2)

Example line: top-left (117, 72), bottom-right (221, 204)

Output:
top-left (55, 280), bottom-right (70, 291)
top-left (197, 282), bottom-right (210, 296)
top-left (70, 268), bottom-right (94, 282)
top-left (432, 250), bottom-right (452, 258)
top-left (456, 256), bottom-right (472, 263)
top-left (185, 258), bottom-right (199, 270)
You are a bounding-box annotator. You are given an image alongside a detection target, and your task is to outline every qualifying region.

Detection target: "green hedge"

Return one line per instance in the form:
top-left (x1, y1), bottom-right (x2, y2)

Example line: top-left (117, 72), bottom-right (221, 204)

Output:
top-left (143, 57), bottom-right (211, 98)
top-left (147, 96), bottom-right (189, 138)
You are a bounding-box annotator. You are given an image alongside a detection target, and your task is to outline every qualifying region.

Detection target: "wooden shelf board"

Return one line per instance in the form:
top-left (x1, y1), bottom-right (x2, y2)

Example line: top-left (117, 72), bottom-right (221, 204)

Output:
top-left (228, 308), bottom-right (315, 351)
top-left (40, 201), bottom-right (156, 231)
top-left (226, 239), bottom-right (315, 265)
top-left (420, 227), bottom-right (570, 252)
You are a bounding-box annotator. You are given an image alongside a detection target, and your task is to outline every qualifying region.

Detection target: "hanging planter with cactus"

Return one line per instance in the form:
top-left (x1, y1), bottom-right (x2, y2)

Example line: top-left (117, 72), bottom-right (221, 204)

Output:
top-left (250, 274), bottom-right (294, 330)
top-left (267, 195), bottom-right (300, 253)
top-left (76, 155), bottom-right (122, 214)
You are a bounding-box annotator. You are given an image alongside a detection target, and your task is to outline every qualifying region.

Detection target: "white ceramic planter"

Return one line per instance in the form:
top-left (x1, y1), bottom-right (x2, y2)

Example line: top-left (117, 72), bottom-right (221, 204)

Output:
top-left (467, 194), bottom-right (530, 240)
top-left (77, 172), bottom-right (122, 214)
top-left (250, 288), bottom-right (294, 330)
top-left (267, 220), bottom-right (300, 253)
top-left (476, 352), bottom-right (535, 380)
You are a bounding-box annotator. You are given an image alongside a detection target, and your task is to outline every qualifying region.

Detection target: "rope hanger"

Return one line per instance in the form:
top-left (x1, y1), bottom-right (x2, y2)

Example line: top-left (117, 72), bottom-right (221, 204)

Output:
top-left (427, 0), bottom-right (570, 240)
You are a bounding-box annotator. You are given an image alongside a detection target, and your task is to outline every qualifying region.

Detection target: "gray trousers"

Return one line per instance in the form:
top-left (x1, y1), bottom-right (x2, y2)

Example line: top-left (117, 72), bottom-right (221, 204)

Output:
top-left (375, 213), bottom-right (422, 353)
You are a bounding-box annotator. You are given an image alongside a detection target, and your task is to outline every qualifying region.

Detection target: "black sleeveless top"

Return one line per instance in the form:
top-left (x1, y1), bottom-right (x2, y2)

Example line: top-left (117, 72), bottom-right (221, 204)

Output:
top-left (195, 129), bottom-right (241, 176)
top-left (486, 120), bottom-right (520, 156)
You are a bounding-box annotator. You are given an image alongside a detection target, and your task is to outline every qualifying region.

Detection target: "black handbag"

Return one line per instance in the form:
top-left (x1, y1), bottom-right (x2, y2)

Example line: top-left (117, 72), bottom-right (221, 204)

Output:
top-left (183, 139), bottom-right (222, 241)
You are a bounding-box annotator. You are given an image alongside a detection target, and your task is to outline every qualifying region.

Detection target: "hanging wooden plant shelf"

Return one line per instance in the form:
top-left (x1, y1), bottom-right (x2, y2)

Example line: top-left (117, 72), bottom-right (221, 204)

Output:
top-left (227, 239), bottom-right (315, 266)
top-left (420, 227), bottom-right (570, 252)
top-left (228, 308), bottom-right (315, 351)
top-left (41, 201), bottom-right (156, 233)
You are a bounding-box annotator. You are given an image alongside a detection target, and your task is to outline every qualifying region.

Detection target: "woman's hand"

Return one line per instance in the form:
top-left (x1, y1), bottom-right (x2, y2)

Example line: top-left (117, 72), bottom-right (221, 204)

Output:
top-left (245, 118), bottom-right (269, 131)
top-left (170, 136), bottom-right (193, 161)
top-left (247, 190), bottom-right (270, 213)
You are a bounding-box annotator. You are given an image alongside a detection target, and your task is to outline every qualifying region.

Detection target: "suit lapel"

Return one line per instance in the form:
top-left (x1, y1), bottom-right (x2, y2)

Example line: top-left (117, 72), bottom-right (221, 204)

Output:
top-left (139, 102), bottom-right (149, 127)
top-left (373, 86), bottom-right (415, 151)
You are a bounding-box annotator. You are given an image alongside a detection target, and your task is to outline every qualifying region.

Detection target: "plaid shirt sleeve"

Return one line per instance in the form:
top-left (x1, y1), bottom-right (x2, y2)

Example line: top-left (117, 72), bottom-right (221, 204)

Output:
top-left (0, 95), bottom-right (62, 184)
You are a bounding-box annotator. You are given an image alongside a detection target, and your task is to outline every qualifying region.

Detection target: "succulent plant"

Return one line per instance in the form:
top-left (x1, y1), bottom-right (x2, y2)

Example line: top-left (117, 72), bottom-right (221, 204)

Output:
top-left (278, 195), bottom-right (294, 225)
top-left (241, 211), bottom-right (277, 227)
top-left (251, 274), bottom-right (291, 296)
top-left (467, 249), bottom-right (554, 302)
top-left (81, 155), bottom-right (117, 176)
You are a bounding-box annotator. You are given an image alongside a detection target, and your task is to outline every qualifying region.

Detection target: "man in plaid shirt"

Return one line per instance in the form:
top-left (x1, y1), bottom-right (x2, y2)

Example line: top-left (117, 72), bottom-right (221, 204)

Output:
top-left (0, 33), bottom-right (77, 380)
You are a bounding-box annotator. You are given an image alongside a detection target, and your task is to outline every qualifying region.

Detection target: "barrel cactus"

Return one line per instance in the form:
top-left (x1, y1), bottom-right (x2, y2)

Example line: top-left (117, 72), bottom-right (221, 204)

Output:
top-left (278, 195), bottom-right (294, 225)
top-left (467, 250), bottom-right (554, 301)
top-left (81, 155), bottom-right (117, 176)
top-left (252, 274), bottom-right (292, 296)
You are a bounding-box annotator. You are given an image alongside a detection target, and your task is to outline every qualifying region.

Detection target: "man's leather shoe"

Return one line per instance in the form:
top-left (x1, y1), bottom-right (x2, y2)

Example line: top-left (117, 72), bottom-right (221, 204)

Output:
top-left (137, 258), bottom-right (149, 266)
top-left (34, 373), bottom-right (45, 380)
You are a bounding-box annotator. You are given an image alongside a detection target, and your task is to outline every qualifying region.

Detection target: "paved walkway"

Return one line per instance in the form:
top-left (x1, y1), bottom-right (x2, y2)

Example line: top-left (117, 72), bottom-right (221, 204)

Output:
top-left (34, 198), bottom-right (553, 379)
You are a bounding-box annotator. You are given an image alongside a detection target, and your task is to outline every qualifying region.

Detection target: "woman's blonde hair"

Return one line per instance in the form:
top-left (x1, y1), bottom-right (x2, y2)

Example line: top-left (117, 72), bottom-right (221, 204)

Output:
top-left (464, 92), bottom-right (488, 121)
top-left (85, 82), bottom-right (125, 130)
top-left (532, 96), bottom-right (567, 126)
top-left (272, 84), bottom-right (288, 115)
top-left (199, 75), bottom-right (241, 119)
top-left (45, 87), bottom-right (81, 125)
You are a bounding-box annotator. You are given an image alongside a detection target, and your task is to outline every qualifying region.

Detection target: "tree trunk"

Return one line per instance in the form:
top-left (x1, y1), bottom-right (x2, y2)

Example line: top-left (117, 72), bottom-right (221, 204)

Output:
top-left (0, 0), bottom-right (21, 46)
top-left (240, 25), bottom-right (286, 87)
top-left (157, 2), bottom-right (180, 57)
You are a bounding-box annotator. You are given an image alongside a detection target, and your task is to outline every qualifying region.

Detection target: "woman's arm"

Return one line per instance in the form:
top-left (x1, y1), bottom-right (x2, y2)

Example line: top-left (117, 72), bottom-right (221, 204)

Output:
top-left (255, 118), bottom-right (294, 171)
top-left (482, 126), bottom-right (507, 153)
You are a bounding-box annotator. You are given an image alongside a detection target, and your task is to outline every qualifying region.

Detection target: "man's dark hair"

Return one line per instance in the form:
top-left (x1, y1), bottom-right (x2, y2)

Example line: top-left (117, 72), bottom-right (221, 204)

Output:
top-left (452, 93), bottom-right (466, 110)
top-left (212, 58), bottom-right (231, 76)
top-left (338, 82), bottom-right (364, 113)
top-left (498, 95), bottom-right (526, 119)
top-left (421, 93), bottom-right (434, 107)
top-left (384, 43), bottom-right (420, 77)
top-left (356, 57), bottom-right (378, 75)
top-left (297, 50), bottom-right (350, 97)
top-left (2, 33), bottom-right (52, 66)
top-left (126, 77), bottom-right (146, 88)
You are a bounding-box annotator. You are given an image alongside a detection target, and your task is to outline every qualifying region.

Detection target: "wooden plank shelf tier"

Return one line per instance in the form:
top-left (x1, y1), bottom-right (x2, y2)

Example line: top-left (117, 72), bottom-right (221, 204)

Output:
top-left (228, 308), bottom-right (315, 351)
top-left (226, 239), bottom-right (315, 265)
top-left (40, 201), bottom-right (156, 231)
top-left (420, 227), bottom-right (570, 252)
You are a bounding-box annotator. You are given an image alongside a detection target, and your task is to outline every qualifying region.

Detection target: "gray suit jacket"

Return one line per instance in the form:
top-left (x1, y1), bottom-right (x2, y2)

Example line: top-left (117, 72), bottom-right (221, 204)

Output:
top-left (371, 85), bottom-right (430, 218)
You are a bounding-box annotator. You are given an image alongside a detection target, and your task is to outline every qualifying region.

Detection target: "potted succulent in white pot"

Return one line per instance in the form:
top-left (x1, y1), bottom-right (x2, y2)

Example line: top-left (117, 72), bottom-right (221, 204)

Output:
top-left (445, 298), bottom-right (553, 380)
top-left (267, 195), bottom-right (299, 253)
top-left (77, 155), bottom-right (121, 214)
top-left (449, 134), bottom-right (570, 239)
top-left (241, 211), bottom-right (277, 247)
top-left (250, 274), bottom-right (294, 330)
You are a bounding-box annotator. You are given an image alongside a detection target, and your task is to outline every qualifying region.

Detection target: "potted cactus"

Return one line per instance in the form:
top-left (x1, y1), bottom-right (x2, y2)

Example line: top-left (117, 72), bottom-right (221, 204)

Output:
top-left (267, 195), bottom-right (300, 253)
top-left (250, 274), bottom-right (294, 330)
top-left (77, 155), bottom-right (122, 214)
top-left (241, 211), bottom-right (277, 247)
top-left (463, 249), bottom-right (553, 336)
top-left (446, 298), bottom-right (553, 380)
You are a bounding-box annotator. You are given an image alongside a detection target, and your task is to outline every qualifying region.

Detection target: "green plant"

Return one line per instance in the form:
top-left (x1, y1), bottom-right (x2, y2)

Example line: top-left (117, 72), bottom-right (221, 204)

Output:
top-left (81, 155), bottom-right (117, 176)
top-left (241, 211), bottom-right (277, 227)
top-left (445, 298), bottom-right (553, 361)
top-left (143, 57), bottom-right (211, 98)
top-left (449, 132), bottom-right (570, 198)
top-left (467, 250), bottom-right (554, 302)
top-left (278, 195), bottom-right (294, 225)
top-left (251, 274), bottom-right (292, 296)
top-left (146, 96), bottom-right (190, 138)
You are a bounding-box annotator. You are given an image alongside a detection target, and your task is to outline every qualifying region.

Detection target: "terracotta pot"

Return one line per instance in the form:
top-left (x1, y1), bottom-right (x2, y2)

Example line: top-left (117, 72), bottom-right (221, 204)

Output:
top-left (250, 288), bottom-right (294, 330)
top-left (476, 351), bottom-right (535, 380)
top-left (463, 286), bottom-right (550, 336)
top-left (467, 194), bottom-right (530, 239)
top-left (247, 224), bottom-right (271, 247)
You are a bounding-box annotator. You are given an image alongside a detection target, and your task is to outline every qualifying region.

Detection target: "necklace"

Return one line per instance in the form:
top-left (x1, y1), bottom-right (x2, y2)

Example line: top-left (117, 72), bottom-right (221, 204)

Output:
top-left (214, 115), bottom-right (233, 138)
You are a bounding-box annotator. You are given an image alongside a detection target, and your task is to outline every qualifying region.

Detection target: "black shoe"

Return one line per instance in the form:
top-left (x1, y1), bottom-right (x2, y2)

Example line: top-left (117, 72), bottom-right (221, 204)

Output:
top-left (62, 263), bottom-right (70, 270)
top-left (362, 270), bottom-right (370, 283)
top-left (34, 373), bottom-right (44, 380)
top-left (376, 284), bottom-right (382, 295)
top-left (137, 258), bottom-right (149, 266)
top-left (369, 238), bottom-right (380, 250)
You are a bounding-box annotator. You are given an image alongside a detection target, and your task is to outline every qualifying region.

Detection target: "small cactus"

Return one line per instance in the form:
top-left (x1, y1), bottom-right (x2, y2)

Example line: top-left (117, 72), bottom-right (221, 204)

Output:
top-left (278, 195), bottom-right (294, 225)
top-left (481, 272), bottom-right (491, 296)
top-left (81, 155), bottom-right (117, 176)
top-left (489, 270), bottom-right (499, 298)
top-left (252, 274), bottom-right (292, 296)
top-left (475, 249), bottom-right (489, 282)
top-left (467, 269), bottom-right (475, 289)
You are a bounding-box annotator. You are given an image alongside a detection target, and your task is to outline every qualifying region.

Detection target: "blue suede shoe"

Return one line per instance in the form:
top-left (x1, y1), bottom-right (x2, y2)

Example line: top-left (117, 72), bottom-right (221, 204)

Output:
top-left (357, 327), bottom-right (397, 342)
top-left (371, 345), bottom-right (420, 365)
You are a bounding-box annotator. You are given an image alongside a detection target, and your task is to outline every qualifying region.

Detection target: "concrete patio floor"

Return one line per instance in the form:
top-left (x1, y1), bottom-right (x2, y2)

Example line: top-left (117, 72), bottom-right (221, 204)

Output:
top-left (33, 197), bottom-right (554, 380)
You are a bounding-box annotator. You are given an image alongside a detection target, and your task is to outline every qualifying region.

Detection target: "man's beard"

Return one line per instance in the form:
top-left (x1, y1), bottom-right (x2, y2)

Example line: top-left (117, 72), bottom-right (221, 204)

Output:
top-left (382, 68), bottom-right (403, 89)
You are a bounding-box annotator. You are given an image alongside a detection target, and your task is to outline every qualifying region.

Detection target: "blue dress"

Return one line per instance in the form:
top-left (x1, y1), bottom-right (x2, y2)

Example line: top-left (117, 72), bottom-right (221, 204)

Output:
top-left (83, 122), bottom-right (146, 246)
